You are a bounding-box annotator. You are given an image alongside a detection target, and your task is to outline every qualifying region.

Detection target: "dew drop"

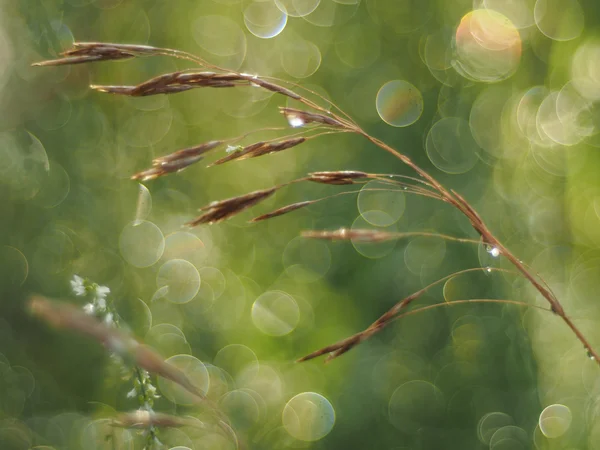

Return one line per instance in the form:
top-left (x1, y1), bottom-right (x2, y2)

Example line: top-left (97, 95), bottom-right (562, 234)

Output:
top-left (488, 246), bottom-right (500, 257)
top-left (287, 116), bottom-right (305, 128)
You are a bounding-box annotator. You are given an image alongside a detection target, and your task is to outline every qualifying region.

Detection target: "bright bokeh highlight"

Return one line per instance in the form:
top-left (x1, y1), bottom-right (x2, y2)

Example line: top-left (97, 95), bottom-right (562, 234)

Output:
top-left (454, 9), bottom-right (521, 82)
top-left (282, 392), bottom-right (335, 441)
top-left (376, 80), bottom-right (423, 127)
top-left (156, 259), bottom-right (201, 304)
top-left (426, 117), bottom-right (479, 174)
top-left (251, 290), bottom-right (300, 336)
top-left (244, 1), bottom-right (288, 39)
top-left (539, 404), bottom-right (572, 438)
top-left (157, 354), bottom-right (209, 405)
top-left (119, 220), bottom-right (165, 268)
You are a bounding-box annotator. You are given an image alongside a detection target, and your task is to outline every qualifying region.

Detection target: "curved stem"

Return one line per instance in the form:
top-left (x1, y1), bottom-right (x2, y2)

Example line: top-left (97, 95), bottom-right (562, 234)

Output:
top-left (357, 131), bottom-right (600, 365)
top-left (391, 298), bottom-right (552, 322)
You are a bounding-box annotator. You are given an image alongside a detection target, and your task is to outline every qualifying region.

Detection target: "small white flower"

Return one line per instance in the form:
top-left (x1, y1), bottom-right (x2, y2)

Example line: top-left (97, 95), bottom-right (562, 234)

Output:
top-left (96, 285), bottom-right (110, 297)
top-left (146, 383), bottom-right (158, 398)
top-left (104, 312), bottom-right (114, 326)
top-left (96, 296), bottom-right (107, 311)
top-left (95, 285), bottom-right (110, 303)
top-left (70, 275), bottom-right (86, 296)
top-left (83, 303), bottom-right (95, 315)
top-left (126, 387), bottom-right (137, 398)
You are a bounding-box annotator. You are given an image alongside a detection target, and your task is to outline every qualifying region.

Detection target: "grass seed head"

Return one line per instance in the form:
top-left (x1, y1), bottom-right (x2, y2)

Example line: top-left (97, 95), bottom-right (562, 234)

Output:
top-left (187, 187), bottom-right (277, 226)
top-left (280, 107), bottom-right (345, 128)
top-left (250, 200), bottom-right (315, 222)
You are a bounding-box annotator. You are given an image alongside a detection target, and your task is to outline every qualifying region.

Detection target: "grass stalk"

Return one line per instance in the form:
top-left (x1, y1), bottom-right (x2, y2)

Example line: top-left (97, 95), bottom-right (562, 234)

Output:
top-left (33, 41), bottom-right (600, 366)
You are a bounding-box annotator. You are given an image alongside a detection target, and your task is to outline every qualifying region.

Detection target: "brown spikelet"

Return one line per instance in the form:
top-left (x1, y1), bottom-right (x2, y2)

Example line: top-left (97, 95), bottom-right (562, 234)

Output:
top-left (130, 167), bottom-right (165, 182)
top-left (296, 334), bottom-right (363, 362)
top-left (301, 228), bottom-right (395, 242)
top-left (186, 187), bottom-right (277, 226)
top-left (310, 171), bottom-right (369, 180)
top-left (90, 85), bottom-right (138, 95)
top-left (131, 72), bottom-right (182, 95)
top-left (153, 140), bottom-right (223, 165)
top-left (210, 142), bottom-right (267, 166)
top-left (131, 154), bottom-right (204, 181)
top-left (280, 107), bottom-right (345, 128)
top-left (242, 137), bottom-right (306, 160)
top-left (158, 154), bottom-right (205, 171)
top-left (33, 55), bottom-right (115, 66)
top-left (90, 70), bottom-right (300, 100)
top-left (92, 83), bottom-right (197, 96)
top-left (72, 42), bottom-right (162, 55)
top-left (176, 71), bottom-right (218, 82)
top-left (90, 71), bottom-right (243, 98)
top-left (181, 72), bottom-right (242, 83)
top-left (307, 171), bottom-right (369, 185)
top-left (32, 42), bottom-right (141, 66)
top-left (244, 77), bottom-right (301, 100)
top-left (210, 137), bottom-right (306, 166)
top-left (92, 81), bottom-right (235, 97)
top-left (131, 141), bottom-right (223, 181)
top-left (250, 200), bottom-right (316, 222)
top-left (308, 177), bottom-right (355, 185)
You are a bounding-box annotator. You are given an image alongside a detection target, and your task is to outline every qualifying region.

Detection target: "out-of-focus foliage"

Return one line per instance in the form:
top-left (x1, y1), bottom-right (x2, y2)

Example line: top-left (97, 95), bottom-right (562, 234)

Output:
top-left (1, 0), bottom-right (600, 448)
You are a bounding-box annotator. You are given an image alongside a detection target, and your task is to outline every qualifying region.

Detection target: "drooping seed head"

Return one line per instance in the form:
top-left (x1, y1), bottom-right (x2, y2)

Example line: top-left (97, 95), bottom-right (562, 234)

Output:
top-left (307, 170), bottom-right (370, 185)
top-left (211, 137), bottom-right (306, 166)
top-left (72, 42), bottom-right (163, 55)
top-left (244, 77), bottom-right (301, 99)
top-left (131, 167), bottom-right (166, 182)
top-left (90, 85), bottom-right (137, 95)
top-left (250, 200), bottom-right (316, 222)
top-left (187, 187), bottom-right (277, 226)
top-left (310, 171), bottom-right (369, 180)
top-left (153, 140), bottom-right (223, 165)
top-left (280, 107), bottom-right (345, 128)
top-left (209, 142), bottom-right (267, 166)
top-left (32, 42), bottom-right (140, 66)
top-left (131, 72), bottom-right (182, 95)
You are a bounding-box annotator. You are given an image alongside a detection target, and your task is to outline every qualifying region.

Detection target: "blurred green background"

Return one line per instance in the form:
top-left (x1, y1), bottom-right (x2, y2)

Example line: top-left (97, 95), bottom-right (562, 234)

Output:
top-left (1, 0), bottom-right (600, 448)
